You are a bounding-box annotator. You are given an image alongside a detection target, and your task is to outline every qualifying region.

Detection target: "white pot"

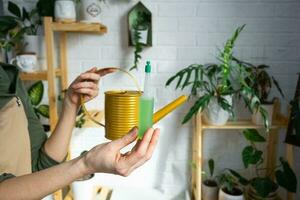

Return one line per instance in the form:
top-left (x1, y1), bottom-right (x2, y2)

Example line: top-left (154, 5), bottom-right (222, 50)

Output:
top-left (79, 0), bottom-right (102, 23)
top-left (131, 28), bottom-right (148, 45)
top-left (72, 177), bottom-right (96, 200)
top-left (219, 188), bottom-right (244, 200)
top-left (251, 104), bottom-right (274, 126)
top-left (42, 194), bottom-right (54, 200)
top-left (23, 35), bottom-right (45, 58)
top-left (202, 181), bottom-right (218, 200)
top-left (203, 95), bottom-right (233, 125)
top-left (55, 0), bottom-right (76, 22)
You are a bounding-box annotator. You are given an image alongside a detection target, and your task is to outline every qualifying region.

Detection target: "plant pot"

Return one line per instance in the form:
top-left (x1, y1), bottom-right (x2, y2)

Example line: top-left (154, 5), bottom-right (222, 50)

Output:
top-left (202, 180), bottom-right (218, 200)
top-left (23, 35), bottom-right (45, 59)
top-left (252, 104), bottom-right (274, 126)
top-left (42, 194), bottom-right (54, 200)
top-left (131, 27), bottom-right (149, 45)
top-left (79, 0), bottom-right (102, 23)
top-left (72, 174), bottom-right (96, 200)
top-left (246, 186), bottom-right (277, 200)
top-left (203, 95), bottom-right (233, 125)
top-left (219, 187), bottom-right (244, 200)
top-left (55, 0), bottom-right (76, 23)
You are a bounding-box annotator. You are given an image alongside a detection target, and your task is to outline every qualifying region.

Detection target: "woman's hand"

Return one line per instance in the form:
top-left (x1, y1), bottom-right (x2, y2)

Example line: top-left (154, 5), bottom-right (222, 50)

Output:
top-left (81, 127), bottom-right (160, 176)
top-left (65, 67), bottom-right (117, 108)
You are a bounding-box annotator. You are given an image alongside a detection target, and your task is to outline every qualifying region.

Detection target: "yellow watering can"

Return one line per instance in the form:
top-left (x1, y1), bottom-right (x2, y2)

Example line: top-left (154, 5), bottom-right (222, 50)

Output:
top-left (81, 67), bottom-right (187, 140)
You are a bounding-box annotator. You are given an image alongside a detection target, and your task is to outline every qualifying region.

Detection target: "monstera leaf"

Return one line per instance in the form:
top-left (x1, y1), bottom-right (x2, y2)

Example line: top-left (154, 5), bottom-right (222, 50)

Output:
top-left (28, 81), bottom-right (44, 106)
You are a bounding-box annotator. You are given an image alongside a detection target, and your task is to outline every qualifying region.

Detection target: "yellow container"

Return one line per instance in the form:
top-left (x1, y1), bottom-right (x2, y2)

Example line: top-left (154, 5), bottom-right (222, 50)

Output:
top-left (104, 90), bottom-right (142, 140)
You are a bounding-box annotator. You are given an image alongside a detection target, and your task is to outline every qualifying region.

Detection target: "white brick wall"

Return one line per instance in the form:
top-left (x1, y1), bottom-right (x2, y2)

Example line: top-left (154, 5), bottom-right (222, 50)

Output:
top-left (4, 0), bottom-right (300, 199)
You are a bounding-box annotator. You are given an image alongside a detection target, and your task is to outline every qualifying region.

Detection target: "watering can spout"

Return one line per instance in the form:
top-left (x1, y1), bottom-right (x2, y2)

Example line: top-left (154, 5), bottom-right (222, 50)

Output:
top-left (153, 95), bottom-right (188, 124)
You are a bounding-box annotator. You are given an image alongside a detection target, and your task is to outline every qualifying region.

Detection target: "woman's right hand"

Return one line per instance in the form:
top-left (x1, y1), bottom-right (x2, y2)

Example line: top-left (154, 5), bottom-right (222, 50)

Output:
top-left (81, 127), bottom-right (160, 176)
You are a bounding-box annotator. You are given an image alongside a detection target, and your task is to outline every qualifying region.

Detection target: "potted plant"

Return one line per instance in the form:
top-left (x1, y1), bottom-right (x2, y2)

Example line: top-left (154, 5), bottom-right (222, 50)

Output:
top-left (0, 15), bottom-right (24, 62)
top-left (6, 1), bottom-right (44, 58)
top-left (130, 11), bottom-right (151, 71)
top-left (217, 170), bottom-right (244, 200)
top-left (77, 0), bottom-right (106, 23)
top-left (229, 129), bottom-right (297, 200)
top-left (234, 58), bottom-right (284, 125)
top-left (202, 159), bottom-right (218, 200)
top-left (166, 25), bottom-right (268, 127)
top-left (54, 0), bottom-right (76, 23)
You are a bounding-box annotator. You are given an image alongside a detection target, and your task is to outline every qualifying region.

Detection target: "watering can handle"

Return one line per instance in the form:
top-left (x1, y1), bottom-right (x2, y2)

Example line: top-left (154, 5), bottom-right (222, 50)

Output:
top-left (80, 67), bottom-right (142, 127)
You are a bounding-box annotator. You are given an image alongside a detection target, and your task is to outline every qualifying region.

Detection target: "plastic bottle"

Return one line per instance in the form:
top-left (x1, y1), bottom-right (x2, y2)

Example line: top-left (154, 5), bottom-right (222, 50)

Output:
top-left (138, 61), bottom-right (154, 139)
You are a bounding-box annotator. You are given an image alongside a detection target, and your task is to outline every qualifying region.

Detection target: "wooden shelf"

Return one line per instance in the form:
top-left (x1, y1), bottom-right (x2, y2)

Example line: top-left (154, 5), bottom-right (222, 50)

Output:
top-left (52, 22), bottom-right (107, 33)
top-left (202, 120), bottom-right (287, 130)
top-left (19, 69), bottom-right (61, 80)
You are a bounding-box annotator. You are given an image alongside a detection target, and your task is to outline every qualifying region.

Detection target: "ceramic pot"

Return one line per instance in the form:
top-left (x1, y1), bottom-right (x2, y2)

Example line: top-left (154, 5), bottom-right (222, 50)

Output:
top-left (202, 180), bottom-right (218, 200)
top-left (203, 95), bottom-right (233, 125)
top-left (79, 0), bottom-right (102, 23)
top-left (55, 0), bottom-right (76, 23)
top-left (219, 187), bottom-right (244, 200)
top-left (23, 35), bottom-right (45, 59)
top-left (246, 186), bottom-right (277, 200)
top-left (10, 52), bottom-right (38, 72)
top-left (72, 174), bottom-right (96, 200)
top-left (131, 27), bottom-right (148, 45)
top-left (252, 104), bottom-right (274, 126)
top-left (42, 195), bottom-right (54, 200)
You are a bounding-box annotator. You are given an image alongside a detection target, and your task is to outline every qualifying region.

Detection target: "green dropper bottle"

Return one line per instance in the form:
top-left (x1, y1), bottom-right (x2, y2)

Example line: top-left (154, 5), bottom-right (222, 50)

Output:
top-left (138, 61), bottom-right (154, 139)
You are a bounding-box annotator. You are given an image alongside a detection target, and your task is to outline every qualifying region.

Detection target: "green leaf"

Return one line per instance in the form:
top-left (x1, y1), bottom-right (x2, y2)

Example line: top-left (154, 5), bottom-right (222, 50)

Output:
top-left (275, 157), bottom-right (297, 193)
top-left (36, 104), bottom-right (49, 118)
top-left (22, 7), bottom-right (29, 21)
top-left (242, 146), bottom-right (263, 168)
top-left (8, 1), bottom-right (21, 18)
top-left (208, 159), bottom-right (214, 177)
top-left (228, 169), bottom-right (249, 186)
top-left (251, 177), bottom-right (277, 198)
top-left (182, 94), bottom-right (211, 124)
top-left (243, 129), bottom-right (266, 142)
top-left (28, 81), bottom-right (44, 106)
top-left (0, 16), bottom-right (18, 32)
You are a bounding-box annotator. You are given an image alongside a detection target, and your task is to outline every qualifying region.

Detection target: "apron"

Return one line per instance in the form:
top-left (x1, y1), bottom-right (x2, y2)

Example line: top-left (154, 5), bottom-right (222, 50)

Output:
top-left (0, 97), bottom-right (32, 176)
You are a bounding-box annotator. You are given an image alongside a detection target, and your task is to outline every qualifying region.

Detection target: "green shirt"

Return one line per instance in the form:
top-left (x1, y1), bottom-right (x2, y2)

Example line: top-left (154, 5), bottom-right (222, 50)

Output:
top-left (0, 62), bottom-right (61, 182)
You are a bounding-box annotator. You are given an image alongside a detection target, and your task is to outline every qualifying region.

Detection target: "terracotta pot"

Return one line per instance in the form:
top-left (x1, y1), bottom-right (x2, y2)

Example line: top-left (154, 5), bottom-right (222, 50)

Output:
top-left (218, 187), bottom-right (244, 200)
top-left (202, 180), bottom-right (218, 200)
top-left (252, 104), bottom-right (274, 126)
top-left (203, 95), bottom-right (233, 125)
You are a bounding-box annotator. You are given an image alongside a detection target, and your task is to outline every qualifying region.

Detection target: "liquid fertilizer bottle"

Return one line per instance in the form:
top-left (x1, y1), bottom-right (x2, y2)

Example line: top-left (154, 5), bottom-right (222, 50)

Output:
top-left (138, 61), bottom-right (154, 139)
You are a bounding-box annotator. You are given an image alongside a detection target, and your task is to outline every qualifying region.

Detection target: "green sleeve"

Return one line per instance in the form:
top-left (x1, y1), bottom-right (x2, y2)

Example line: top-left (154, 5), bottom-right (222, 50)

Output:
top-left (0, 173), bottom-right (15, 182)
top-left (17, 79), bottom-right (66, 172)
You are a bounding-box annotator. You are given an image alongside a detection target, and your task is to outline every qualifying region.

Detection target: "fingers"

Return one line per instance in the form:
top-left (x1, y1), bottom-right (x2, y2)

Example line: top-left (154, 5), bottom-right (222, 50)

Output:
top-left (71, 81), bottom-right (98, 90)
top-left (77, 72), bottom-right (101, 82)
top-left (96, 68), bottom-right (118, 77)
top-left (112, 127), bottom-right (138, 150)
top-left (75, 88), bottom-right (98, 99)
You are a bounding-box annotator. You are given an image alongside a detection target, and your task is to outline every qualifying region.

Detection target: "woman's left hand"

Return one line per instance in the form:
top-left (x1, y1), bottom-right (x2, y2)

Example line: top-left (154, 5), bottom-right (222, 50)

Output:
top-left (65, 67), bottom-right (117, 108)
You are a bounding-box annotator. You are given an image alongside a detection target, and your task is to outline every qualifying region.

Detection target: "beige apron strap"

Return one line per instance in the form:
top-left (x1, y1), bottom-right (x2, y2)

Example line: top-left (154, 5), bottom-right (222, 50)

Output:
top-left (0, 97), bottom-right (32, 176)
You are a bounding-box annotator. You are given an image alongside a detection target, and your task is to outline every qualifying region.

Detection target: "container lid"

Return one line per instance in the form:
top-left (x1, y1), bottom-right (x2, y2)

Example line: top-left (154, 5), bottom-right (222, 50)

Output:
top-left (145, 61), bottom-right (151, 73)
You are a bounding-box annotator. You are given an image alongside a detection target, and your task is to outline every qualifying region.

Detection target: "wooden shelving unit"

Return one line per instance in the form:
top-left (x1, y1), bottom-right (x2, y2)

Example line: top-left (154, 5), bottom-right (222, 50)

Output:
top-left (19, 17), bottom-right (107, 200)
top-left (191, 100), bottom-right (294, 200)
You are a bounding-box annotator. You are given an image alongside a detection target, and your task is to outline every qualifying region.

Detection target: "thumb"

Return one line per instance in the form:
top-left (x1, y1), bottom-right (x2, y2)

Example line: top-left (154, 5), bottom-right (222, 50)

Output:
top-left (112, 127), bottom-right (138, 150)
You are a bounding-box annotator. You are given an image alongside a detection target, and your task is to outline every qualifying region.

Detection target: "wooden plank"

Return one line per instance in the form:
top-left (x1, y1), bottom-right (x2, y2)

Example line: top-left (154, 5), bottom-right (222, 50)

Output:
top-left (202, 120), bottom-right (286, 130)
top-left (286, 144), bottom-right (295, 200)
top-left (196, 113), bottom-right (202, 200)
top-left (52, 22), bottom-right (107, 33)
top-left (19, 69), bottom-right (61, 80)
top-left (44, 16), bottom-right (62, 200)
top-left (95, 187), bottom-right (112, 200)
top-left (60, 32), bottom-right (68, 90)
top-left (266, 100), bottom-right (280, 177)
